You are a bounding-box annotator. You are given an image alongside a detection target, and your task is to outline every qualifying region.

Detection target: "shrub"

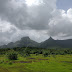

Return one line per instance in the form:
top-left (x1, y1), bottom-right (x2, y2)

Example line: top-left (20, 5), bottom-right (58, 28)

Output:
top-left (24, 53), bottom-right (30, 57)
top-left (43, 52), bottom-right (48, 57)
top-left (36, 53), bottom-right (39, 56)
top-left (8, 53), bottom-right (18, 60)
top-left (0, 60), bottom-right (4, 64)
top-left (8, 61), bottom-right (13, 65)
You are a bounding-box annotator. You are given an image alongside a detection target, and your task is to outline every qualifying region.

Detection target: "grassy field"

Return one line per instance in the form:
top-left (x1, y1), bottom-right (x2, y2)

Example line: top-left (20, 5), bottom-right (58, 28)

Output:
top-left (0, 54), bottom-right (72, 72)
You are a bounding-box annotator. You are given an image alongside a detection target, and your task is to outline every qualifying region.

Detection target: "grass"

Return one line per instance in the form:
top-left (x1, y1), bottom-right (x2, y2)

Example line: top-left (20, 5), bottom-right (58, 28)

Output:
top-left (0, 54), bottom-right (72, 72)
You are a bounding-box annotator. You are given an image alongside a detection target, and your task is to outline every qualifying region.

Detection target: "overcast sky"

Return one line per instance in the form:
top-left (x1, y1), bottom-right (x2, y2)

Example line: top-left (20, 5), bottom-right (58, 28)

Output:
top-left (0, 0), bottom-right (72, 45)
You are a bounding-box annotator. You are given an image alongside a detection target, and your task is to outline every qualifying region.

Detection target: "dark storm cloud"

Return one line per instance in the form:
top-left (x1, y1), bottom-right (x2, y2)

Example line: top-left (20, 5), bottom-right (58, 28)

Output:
top-left (0, 0), bottom-right (56, 30)
top-left (27, 0), bottom-right (56, 30)
top-left (0, 0), bottom-right (29, 29)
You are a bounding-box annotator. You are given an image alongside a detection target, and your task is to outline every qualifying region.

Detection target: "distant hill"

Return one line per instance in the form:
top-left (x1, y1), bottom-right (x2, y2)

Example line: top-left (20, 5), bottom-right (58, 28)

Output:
top-left (0, 36), bottom-right (72, 48)
top-left (40, 37), bottom-right (58, 48)
top-left (0, 37), bottom-right (39, 48)
top-left (40, 37), bottom-right (72, 48)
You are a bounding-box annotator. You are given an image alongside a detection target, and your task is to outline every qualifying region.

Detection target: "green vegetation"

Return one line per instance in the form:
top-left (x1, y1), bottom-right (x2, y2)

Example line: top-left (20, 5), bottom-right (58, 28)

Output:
top-left (7, 52), bottom-right (18, 60)
top-left (0, 47), bottom-right (72, 72)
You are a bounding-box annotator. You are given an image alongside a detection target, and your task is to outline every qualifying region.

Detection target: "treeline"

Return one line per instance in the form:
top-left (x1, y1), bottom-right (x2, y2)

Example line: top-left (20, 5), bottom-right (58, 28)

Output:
top-left (0, 47), bottom-right (72, 56)
top-left (0, 47), bottom-right (72, 60)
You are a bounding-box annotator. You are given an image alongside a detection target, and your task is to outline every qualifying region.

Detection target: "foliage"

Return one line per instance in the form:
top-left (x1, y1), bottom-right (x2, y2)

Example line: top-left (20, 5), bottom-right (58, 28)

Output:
top-left (0, 47), bottom-right (72, 72)
top-left (8, 61), bottom-right (13, 65)
top-left (7, 52), bottom-right (18, 60)
top-left (43, 52), bottom-right (49, 57)
top-left (0, 47), bottom-right (72, 57)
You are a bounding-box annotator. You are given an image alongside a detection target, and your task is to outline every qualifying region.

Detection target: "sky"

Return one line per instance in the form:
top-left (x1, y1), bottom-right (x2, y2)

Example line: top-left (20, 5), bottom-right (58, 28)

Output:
top-left (0, 0), bottom-right (72, 45)
top-left (57, 0), bottom-right (72, 10)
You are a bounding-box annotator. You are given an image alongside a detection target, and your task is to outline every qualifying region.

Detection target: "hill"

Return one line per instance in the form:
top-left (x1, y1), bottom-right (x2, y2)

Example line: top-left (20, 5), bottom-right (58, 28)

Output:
top-left (40, 37), bottom-right (72, 48)
top-left (0, 37), bottom-right (39, 48)
top-left (0, 36), bottom-right (72, 48)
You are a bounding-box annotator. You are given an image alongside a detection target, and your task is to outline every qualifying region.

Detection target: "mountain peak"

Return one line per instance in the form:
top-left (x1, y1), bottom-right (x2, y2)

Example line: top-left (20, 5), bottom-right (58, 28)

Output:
top-left (48, 36), bottom-right (54, 40)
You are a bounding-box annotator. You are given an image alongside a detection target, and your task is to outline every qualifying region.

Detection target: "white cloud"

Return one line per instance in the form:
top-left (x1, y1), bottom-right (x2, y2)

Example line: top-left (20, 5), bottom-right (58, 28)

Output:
top-left (48, 8), bottom-right (72, 39)
top-left (0, 19), bottom-right (18, 45)
top-left (62, 8), bottom-right (72, 22)
top-left (26, 0), bottom-right (43, 6)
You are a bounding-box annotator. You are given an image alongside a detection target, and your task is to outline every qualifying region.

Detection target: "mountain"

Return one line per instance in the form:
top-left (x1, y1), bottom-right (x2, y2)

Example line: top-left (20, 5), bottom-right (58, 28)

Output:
top-left (0, 36), bottom-right (72, 49)
top-left (0, 37), bottom-right (39, 48)
top-left (40, 37), bottom-right (58, 48)
top-left (40, 37), bottom-right (72, 48)
top-left (56, 39), bottom-right (72, 48)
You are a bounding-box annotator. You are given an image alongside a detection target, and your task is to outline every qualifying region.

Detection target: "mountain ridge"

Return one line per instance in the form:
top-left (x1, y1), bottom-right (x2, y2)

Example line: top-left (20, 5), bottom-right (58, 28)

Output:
top-left (0, 37), bottom-right (39, 48)
top-left (0, 36), bottom-right (72, 48)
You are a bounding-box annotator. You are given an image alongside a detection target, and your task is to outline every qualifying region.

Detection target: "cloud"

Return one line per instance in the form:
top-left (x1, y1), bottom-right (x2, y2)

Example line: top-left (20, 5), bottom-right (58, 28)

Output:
top-left (0, 0), bottom-right (72, 45)
top-left (48, 8), bottom-right (72, 39)
top-left (0, 0), bottom-right (57, 30)
top-left (27, 0), bottom-right (57, 30)
top-left (0, 0), bottom-right (29, 29)
top-left (0, 19), bottom-right (18, 45)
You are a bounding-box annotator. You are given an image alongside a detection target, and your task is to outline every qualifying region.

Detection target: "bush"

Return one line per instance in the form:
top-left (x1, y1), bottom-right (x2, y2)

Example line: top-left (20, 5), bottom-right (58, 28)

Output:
top-left (0, 60), bottom-right (4, 64)
top-left (43, 52), bottom-right (48, 57)
top-left (8, 62), bottom-right (13, 65)
top-left (8, 53), bottom-right (18, 60)
top-left (24, 53), bottom-right (30, 57)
